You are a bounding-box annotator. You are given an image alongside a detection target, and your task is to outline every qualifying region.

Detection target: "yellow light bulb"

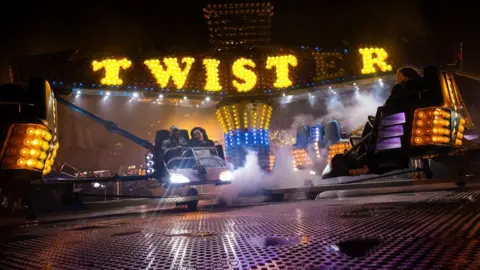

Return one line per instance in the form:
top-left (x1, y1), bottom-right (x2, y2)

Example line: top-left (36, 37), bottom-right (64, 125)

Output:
top-left (17, 158), bottom-right (26, 167)
top-left (92, 58), bottom-right (132, 85)
top-left (232, 58), bottom-right (257, 92)
top-left (29, 149), bottom-right (40, 158)
top-left (359, 47), bottom-right (392, 74)
top-left (203, 58), bottom-right (222, 91)
top-left (26, 159), bottom-right (36, 167)
top-left (144, 57), bottom-right (195, 89)
top-left (266, 55), bottom-right (298, 88)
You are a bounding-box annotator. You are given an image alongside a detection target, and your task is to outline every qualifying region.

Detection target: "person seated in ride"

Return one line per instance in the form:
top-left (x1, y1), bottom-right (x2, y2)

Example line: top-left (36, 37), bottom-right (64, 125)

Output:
top-left (356, 67), bottom-right (423, 156)
top-left (161, 125), bottom-right (188, 152)
top-left (384, 66), bottom-right (423, 106)
top-left (189, 128), bottom-right (214, 147)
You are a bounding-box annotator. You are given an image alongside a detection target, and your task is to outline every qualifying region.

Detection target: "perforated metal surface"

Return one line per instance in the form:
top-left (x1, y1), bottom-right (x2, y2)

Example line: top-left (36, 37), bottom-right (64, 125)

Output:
top-left (1, 190), bottom-right (479, 270)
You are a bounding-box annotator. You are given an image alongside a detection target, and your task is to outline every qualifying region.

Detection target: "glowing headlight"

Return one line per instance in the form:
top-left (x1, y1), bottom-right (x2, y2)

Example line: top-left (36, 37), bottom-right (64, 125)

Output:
top-left (170, 174), bottom-right (190, 184)
top-left (219, 170), bottom-right (233, 181)
top-left (309, 170), bottom-right (316, 175)
top-left (93, 182), bottom-right (100, 188)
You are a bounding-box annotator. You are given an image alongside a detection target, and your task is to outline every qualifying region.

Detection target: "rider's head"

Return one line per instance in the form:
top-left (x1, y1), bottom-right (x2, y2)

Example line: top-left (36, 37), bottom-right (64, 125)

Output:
top-left (169, 125), bottom-right (180, 137)
top-left (193, 129), bottom-right (204, 141)
top-left (396, 67), bottom-right (421, 84)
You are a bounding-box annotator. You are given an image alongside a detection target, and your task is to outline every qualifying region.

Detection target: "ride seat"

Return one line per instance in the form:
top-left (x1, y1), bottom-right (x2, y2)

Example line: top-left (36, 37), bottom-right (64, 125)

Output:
top-left (179, 129), bottom-right (190, 142)
top-left (154, 130), bottom-right (171, 148)
top-left (295, 125), bottom-right (310, 149)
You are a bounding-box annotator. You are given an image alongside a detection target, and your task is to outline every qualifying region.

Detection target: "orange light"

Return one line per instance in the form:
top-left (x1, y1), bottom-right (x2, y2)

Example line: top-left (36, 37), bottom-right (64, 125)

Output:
top-left (26, 159), bottom-right (36, 167)
top-left (29, 149), bottom-right (40, 158)
top-left (412, 107), bottom-right (454, 146)
top-left (20, 148), bottom-right (29, 156)
top-left (31, 139), bottom-right (40, 146)
top-left (23, 139), bottom-right (32, 146)
top-left (17, 158), bottom-right (26, 167)
top-left (1, 124), bottom-right (56, 172)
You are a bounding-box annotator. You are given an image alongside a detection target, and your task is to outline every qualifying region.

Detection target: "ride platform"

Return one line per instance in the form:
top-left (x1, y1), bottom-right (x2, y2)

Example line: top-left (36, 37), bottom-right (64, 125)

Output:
top-left (0, 182), bottom-right (479, 269)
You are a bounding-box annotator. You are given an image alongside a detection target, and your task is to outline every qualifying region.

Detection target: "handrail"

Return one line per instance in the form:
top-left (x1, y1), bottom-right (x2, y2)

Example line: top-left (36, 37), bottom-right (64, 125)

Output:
top-left (164, 146), bottom-right (217, 156)
top-left (166, 156), bottom-right (225, 168)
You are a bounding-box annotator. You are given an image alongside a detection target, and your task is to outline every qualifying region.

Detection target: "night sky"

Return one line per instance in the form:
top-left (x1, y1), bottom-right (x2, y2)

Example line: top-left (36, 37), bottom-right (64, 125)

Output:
top-left (0, 0), bottom-right (478, 83)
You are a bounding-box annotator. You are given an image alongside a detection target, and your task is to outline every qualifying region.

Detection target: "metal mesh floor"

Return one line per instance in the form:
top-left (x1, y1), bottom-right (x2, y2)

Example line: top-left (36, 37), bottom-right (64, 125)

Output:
top-left (1, 190), bottom-right (479, 269)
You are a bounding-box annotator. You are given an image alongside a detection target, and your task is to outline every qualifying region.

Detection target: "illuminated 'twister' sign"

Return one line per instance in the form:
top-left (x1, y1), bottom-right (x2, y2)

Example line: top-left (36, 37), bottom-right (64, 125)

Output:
top-left (91, 47), bottom-right (393, 93)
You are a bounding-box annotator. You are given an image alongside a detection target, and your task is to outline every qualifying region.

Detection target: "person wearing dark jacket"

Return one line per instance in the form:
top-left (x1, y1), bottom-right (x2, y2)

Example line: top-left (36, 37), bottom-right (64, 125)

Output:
top-left (384, 67), bottom-right (423, 106)
top-left (356, 67), bottom-right (423, 157)
top-left (162, 126), bottom-right (188, 151)
top-left (189, 128), bottom-right (214, 147)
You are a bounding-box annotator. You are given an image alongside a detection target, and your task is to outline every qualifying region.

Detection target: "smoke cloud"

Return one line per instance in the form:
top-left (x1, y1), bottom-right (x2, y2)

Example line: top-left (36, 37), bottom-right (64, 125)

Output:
top-left (218, 146), bottom-right (309, 204)
top-left (320, 90), bottom-right (385, 132)
top-left (290, 87), bottom-right (388, 135)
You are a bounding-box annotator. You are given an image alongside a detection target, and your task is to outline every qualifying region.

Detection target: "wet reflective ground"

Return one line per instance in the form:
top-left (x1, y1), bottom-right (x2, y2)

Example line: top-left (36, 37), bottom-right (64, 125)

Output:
top-left (1, 186), bottom-right (479, 269)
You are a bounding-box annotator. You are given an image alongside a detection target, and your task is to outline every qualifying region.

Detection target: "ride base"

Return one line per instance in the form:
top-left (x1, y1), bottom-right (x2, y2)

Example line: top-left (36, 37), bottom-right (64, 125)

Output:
top-left (0, 181), bottom-right (479, 269)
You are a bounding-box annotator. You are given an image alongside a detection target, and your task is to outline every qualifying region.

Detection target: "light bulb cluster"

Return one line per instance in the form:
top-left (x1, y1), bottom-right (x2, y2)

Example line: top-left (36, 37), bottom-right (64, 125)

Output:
top-left (144, 57), bottom-right (195, 88)
top-left (145, 151), bottom-right (155, 175)
top-left (224, 129), bottom-right (270, 148)
top-left (456, 117), bottom-right (466, 146)
top-left (359, 47), bottom-right (392, 74)
top-left (312, 52), bottom-right (345, 80)
top-left (233, 105), bottom-right (240, 130)
top-left (216, 103), bottom-right (272, 133)
top-left (232, 58), bottom-right (257, 92)
top-left (311, 126), bottom-right (321, 158)
top-left (203, 58), bottom-right (222, 91)
top-left (92, 58), bottom-right (132, 85)
top-left (411, 107), bottom-right (458, 146)
top-left (266, 55), bottom-right (298, 88)
top-left (291, 148), bottom-right (312, 169)
top-left (269, 153), bottom-right (275, 171)
top-left (263, 104), bottom-right (272, 130)
top-left (0, 124), bottom-right (56, 174)
top-left (327, 142), bottom-right (351, 162)
top-left (43, 141), bottom-right (59, 175)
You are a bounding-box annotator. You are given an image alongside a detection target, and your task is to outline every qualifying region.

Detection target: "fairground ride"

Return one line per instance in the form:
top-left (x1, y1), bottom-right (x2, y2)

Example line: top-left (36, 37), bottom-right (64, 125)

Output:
top-left (1, 1), bottom-right (408, 215)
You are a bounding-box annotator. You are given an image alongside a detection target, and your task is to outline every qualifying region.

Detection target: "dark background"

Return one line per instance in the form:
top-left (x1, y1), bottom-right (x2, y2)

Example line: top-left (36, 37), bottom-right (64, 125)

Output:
top-left (1, 0), bottom-right (478, 171)
top-left (0, 0), bottom-right (478, 82)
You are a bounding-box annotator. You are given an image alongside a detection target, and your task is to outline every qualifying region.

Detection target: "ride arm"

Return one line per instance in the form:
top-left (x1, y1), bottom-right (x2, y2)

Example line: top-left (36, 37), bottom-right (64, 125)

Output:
top-left (455, 72), bottom-right (480, 82)
top-left (55, 94), bottom-right (155, 151)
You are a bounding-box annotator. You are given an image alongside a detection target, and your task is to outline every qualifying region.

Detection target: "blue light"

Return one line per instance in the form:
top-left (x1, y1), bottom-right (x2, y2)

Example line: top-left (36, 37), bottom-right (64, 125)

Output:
top-left (224, 128), bottom-right (271, 149)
